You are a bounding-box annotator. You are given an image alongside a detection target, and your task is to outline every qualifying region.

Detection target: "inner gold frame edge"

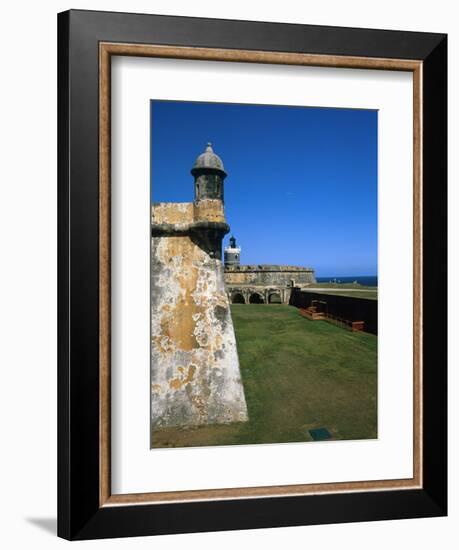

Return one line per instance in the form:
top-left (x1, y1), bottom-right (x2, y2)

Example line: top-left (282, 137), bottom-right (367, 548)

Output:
top-left (99, 42), bottom-right (423, 507)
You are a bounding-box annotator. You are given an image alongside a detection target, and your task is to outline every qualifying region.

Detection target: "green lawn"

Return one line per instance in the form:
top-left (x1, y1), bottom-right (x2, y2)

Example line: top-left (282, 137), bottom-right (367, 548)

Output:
top-left (308, 290), bottom-right (378, 299)
top-left (152, 305), bottom-right (377, 448)
top-left (309, 282), bottom-right (377, 289)
top-left (307, 282), bottom-right (378, 299)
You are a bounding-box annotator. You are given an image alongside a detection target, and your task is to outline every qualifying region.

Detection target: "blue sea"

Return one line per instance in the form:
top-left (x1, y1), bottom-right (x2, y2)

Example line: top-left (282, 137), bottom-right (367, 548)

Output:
top-left (316, 276), bottom-right (378, 287)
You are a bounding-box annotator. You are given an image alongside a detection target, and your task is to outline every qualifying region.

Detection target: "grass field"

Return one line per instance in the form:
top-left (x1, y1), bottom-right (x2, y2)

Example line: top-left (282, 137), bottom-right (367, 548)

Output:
top-left (152, 305), bottom-right (377, 448)
top-left (308, 282), bottom-right (378, 300)
top-left (308, 289), bottom-right (378, 299)
top-left (309, 282), bottom-right (377, 289)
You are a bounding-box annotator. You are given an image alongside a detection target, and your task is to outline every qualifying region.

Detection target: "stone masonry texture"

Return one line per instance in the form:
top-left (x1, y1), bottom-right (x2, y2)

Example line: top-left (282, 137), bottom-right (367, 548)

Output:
top-left (151, 201), bottom-right (248, 429)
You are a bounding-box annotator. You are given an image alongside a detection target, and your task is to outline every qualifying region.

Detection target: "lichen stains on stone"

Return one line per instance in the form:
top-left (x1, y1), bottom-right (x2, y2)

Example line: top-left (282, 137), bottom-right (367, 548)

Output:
top-left (168, 364), bottom-right (197, 392)
top-left (193, 199), bottom-right (225, 223)
top-left (168, 377), bottom-right (182, 391)
top-left (154, 236), bottom-right (202, 352)
top-left (153, 202), bottom-right (194, 226)
top-left (213, 304), bottom-right (228, 330)
top-left (184, 364), bottom-right (196, 383)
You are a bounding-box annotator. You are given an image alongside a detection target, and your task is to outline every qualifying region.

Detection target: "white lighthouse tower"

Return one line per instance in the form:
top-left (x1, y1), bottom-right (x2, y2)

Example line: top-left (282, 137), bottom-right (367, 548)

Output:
top-left (224, 235), bottom-right (241, 267)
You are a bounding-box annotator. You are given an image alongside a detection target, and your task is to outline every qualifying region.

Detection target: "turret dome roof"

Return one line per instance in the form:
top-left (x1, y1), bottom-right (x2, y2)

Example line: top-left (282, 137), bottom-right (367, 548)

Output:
top-left (191, 143), bottom-right (226, 176)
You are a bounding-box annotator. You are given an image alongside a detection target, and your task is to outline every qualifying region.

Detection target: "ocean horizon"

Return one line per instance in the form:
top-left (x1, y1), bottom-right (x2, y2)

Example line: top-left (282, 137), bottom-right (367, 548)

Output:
top-left (316, 275), bottom-right (378, 287)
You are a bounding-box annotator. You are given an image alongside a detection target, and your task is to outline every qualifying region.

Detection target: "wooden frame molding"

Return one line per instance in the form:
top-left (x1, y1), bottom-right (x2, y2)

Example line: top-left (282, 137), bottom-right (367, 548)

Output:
top-left (99, 42), bottom-right (423, 507)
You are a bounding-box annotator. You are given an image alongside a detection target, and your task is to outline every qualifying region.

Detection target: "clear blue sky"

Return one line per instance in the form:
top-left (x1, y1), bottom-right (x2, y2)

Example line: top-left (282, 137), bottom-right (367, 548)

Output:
top-left (151, 100), bottom-right (377, 277)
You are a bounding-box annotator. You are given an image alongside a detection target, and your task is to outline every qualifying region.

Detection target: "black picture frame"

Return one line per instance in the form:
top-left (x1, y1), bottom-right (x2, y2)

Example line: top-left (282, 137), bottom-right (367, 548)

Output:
top-left (58, 9), bottom-right (447, 540)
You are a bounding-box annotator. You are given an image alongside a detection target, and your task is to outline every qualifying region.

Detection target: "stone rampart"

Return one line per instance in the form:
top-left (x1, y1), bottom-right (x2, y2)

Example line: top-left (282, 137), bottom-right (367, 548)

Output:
top-left (151, 203), bottom-right (248, 428)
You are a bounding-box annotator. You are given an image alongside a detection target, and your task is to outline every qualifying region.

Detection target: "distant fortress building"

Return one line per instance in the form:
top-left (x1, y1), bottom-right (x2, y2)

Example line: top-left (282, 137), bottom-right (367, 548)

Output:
top-left (224, 236), bottom-right (316, 305)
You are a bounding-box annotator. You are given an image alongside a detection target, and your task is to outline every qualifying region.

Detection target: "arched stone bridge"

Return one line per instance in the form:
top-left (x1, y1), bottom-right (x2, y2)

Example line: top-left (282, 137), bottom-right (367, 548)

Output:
top-left (226, 286), bottom-right (292, 305)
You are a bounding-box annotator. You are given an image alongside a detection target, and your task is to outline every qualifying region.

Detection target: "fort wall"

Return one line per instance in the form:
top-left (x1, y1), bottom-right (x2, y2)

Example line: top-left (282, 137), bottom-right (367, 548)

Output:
top-left (225, 265), bottom-right (316, 287)
top-left (151, 202), bottom-right (248, 429)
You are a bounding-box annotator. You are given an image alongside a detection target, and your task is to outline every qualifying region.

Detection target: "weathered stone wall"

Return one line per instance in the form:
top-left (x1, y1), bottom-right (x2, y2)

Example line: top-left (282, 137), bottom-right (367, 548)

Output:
top-left (225, 265), bottom-right (316, 287)
top-left (227, 285), bottom-right (292, 305)
top-left (193, 198), bottom-right (226, 223)
top-left (151, 203), bottom-right (248, 429)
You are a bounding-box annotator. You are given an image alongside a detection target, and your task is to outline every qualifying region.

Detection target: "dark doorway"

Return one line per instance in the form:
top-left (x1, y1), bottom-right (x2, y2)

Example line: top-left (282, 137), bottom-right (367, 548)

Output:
top-left (249, 293), bottom-right (264, 304)
top-left (268, 293), bottom-right (282, 304)
top-left (232, 293), bottom-right (245, 304)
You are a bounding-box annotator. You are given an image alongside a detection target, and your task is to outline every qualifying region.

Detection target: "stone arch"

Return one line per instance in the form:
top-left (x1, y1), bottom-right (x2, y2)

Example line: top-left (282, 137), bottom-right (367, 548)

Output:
top-left (249, 293), bottom-right (264, 304)
top-left (268, 292), bottom-right (282, 304)
top-left (232, 292), bottom-right (245, 304)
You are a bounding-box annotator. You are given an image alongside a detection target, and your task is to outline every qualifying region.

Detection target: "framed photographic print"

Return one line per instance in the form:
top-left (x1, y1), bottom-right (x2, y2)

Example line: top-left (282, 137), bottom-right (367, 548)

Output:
top-left (57, 9), bottom-right (447, 540)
